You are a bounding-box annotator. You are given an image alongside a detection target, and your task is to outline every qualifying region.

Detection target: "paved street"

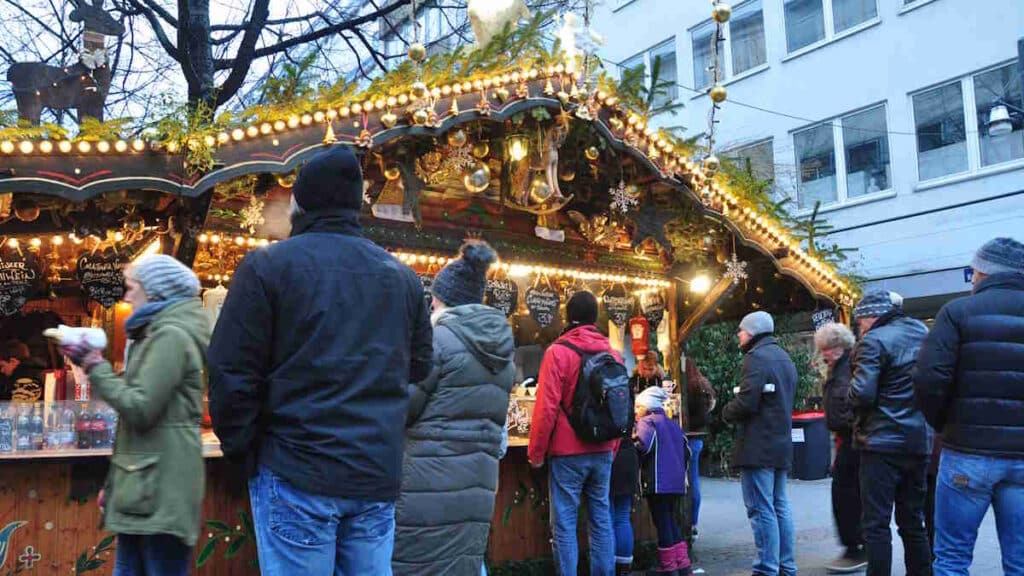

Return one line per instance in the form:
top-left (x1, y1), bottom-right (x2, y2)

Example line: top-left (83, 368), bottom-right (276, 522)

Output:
top-left (690, 477), bottom-right (1001, 576)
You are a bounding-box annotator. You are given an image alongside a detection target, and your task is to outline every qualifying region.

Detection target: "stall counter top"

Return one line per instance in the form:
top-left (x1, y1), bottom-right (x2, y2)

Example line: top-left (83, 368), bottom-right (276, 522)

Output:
top-left (0, 431), bottom-right (223, 460)
top-left (507, 436), bottom-right (529, 448)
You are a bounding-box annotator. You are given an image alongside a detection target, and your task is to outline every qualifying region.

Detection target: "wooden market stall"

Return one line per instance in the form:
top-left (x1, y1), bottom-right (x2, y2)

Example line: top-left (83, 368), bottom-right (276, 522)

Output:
top-left (0, 39), bottom-right (855, 575)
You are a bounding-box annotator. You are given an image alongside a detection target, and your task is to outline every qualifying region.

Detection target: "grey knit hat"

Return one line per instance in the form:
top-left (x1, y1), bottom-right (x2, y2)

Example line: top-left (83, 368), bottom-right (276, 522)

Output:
top-left (431, 241), bottom-right (497, 307)
top-left (739, 311), bottom-right (774, 337)
top-left (130, 254), bottom-right (201, 302)
top-left (853, 289), bottom-right (903, 319)
top-left (971, 237), bottom-right (1024, 276)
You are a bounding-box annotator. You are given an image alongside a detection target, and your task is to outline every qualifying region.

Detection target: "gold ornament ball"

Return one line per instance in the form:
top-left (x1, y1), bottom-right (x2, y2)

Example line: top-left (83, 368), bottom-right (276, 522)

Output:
top-left (447, 129), bottom-right (468, 148)
top-left (625, 184), bottom-right (642, 199)
top-left (472, 141), bottom-right (490, 159)
top-left (495, 87), bottom-right (510, 102)
top-left (384, 165), bottom-right (401, 181)
top-left (710, 85), bottom-right (728, 104)
top-left (712, 2), bottom-right (732, 23)
top-left (703, 155), bottom-right (721, 174)
top-left (463, 163), bottom-right (491, 193)
top-left (14, 202), bottom-right (40, 222)
top-left (380, 112), bottom-right (398, 129)
top-left (411, 81), bottom-right (430, 100)
top-left (584, 146), bottom-right (600, 161)
top-left (558, 165), bottom-right (576, 182)
top-left (407, 43), bottom-right (427, 62)
top-left (412, 108), bottom-right (430, 125)
top-left (528, 176), bottom-right (553, 204)
top-left (276, 171), bottom-right (298, 188)
top-left (609, 117), bottom-right (624, 132)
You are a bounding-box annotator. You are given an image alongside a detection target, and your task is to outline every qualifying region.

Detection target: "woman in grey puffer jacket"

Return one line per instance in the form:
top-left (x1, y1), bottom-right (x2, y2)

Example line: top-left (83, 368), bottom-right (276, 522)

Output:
top-left (393, 241), bottom-right (515, 576)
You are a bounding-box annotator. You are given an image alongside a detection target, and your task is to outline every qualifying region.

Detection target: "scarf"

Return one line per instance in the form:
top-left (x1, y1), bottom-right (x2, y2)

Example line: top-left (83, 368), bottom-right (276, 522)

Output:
top-left (741, 331), bottom-right (773, 354)
top-left (124, 298), bottom-right (190, 337)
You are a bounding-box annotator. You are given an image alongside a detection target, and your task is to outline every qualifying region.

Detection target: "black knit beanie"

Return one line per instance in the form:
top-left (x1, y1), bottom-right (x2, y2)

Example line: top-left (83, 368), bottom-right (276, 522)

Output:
top-left (292, 146), bottom-right (364, 212)
top-left (566, 291), bottom-right (599, 326)
top-left (432, 241), bottom-right (497, 307)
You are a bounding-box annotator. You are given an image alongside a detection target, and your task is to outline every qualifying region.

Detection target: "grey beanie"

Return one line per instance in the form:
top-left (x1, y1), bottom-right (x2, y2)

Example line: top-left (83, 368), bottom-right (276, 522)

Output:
top-left (739, 311), bottom-right (774, 337)
top-left (853, 289), bottom-right (903, 319)
top-left (431, 241), bottom-right (497, 307)
top-left (130, 254), bottom-right (201, 302)
top-left (971, 237), bottom-right (1024, 276)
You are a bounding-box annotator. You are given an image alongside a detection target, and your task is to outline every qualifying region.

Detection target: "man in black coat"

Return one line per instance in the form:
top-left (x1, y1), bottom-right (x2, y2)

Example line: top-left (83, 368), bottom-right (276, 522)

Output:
top-left (723, 311), bottom-right (798, 576)
top-left (914, 237), bottom-right (1024, 576)
top-left (207, 146), bottom-right (433, 575)
top-left (848, 290), bottom-right (931, 576)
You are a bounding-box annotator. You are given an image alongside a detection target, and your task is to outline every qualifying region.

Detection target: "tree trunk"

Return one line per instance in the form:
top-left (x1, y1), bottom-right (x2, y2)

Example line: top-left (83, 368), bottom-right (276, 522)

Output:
top-left (179, 0), bottom-right (216, 113)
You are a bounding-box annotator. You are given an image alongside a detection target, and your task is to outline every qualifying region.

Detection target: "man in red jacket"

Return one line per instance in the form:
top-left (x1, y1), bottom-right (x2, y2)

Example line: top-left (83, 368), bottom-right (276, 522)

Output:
top-left (529, 291), bottom-right (618, 576)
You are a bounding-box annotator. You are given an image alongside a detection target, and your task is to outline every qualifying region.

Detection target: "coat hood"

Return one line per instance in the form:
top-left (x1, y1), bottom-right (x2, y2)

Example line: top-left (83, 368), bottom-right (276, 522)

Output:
top-left (558, 325), bottom-right (613, 354)
top-left (436, 304), bottom-right (514, 373)
top-left (150, 299), bottom-right (211, 351)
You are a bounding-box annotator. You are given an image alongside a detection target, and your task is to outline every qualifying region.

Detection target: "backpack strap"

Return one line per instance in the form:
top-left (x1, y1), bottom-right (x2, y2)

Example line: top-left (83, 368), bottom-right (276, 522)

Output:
top-left (553, 340), bottom-right (589, 419)
top-left (555, 341), bottom-right (585, 357)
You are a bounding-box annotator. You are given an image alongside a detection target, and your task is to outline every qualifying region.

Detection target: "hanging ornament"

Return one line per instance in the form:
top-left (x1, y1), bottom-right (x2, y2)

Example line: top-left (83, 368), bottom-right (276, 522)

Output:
top-left (495, 87), bottom-right (511, 102)
top-left (323, 122), bottom-right (337, 145)
top-left (528, 174), bottom-right (553, 205)
top-left (412, 108), bottom-right (430, 125)
top-left (240, 195), bottom-right (266, 234)
top-left (712, 2), bottom-right (733, 23)
top-left (609, 181), bottom-right (639, 213)
top-left (558, 164), bottom-right (576, 182)
top-left (710, 85), bottom-right (728, 103)
top-left (463, 162), bottom-right (491, 193)
top-left (472, 141), bottom-right (490, 159)
top-left (584, 146), bottom-right (600, 161)
top-left (411, 81), bottom-right (430, 100)
top-left (440, 143), bottom-right (476, 174)
top-left (355, 129), bottom-right (373, 148)
top-left (13, 201), bottom-right (40, 222)
top-left (276, 171), bottom-right (298, 188)
top-left (407, 42), bottom-right (427, 62)
top-left (543, 79), bottom-right (555, 96)
top-left (608, 117), bottom-right (624, 132)
top-left (449, 98), bottom-right (460, 116)
top-left (447, 129), bottom-right (469, 148)
top-left (557, 91), bottom-right (570, 106)
top-left (703, 155), bottom-right (721, 175)
top-left (380, 111), bottom-right (398, 129)
top-left (724, 252), bottom-right (749, 284)
top-left (384, 165), bottom-right (401, 181)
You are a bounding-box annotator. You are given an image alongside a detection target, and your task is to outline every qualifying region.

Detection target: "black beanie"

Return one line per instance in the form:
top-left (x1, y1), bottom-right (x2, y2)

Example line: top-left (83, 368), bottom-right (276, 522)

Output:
top-left (292, 146), bottom-right (364, 212)
top-left (566, 291), bottom-right (599, 326)
top-left (432, 241), bottom-right (497, 307)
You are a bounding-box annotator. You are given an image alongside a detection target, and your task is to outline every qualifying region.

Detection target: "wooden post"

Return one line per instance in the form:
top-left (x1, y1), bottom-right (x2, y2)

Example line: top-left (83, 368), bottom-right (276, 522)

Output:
top-left (172, 191), bottom-right (214, 266)
top-left (676, 276), bottom-right (738, 347)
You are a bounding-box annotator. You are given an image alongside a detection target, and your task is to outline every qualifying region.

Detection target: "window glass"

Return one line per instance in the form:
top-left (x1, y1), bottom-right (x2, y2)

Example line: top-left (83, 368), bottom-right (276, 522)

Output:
top-left (621, 52), bottom-right (645, 82)
top-left (843, 106), bottom-right (890, 198)
top-left (731, 0), bottom-right (767, 74)
top-left (974, 64), bottom-right (1024, 167)
top-left (795, 124), bottom-right (837, 208)
top-left (784, 0), bottom-right (825, 53)
top-left (832, 0), bottom-right (877, 33)
top-left (913, 83), bottom-right (968, 180)
top-left (728, 140), bottom-right (775, 182)
top-left (691, 22), bottom-right (722, 88)
top-left (650, 41), bottom-right (678, 108)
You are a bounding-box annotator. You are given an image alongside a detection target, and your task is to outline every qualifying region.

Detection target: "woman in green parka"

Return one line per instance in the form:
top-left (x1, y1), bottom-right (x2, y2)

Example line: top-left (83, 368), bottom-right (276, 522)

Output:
top-left (63, 254), bottom-right (209, 576)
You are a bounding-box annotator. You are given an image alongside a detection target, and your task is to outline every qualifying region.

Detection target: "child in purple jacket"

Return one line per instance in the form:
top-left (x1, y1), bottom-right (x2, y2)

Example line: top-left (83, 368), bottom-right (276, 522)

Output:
top-left (635, 386), bottom-right (692, 575)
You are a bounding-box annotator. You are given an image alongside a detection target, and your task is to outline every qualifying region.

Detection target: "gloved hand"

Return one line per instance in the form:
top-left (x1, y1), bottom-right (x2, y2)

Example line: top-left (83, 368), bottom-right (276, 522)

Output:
top-left (61, 338), bottom-right (105, 372)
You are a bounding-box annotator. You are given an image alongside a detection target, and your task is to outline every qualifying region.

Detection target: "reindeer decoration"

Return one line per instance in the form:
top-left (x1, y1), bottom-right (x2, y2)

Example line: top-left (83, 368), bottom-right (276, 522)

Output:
top-left (6, 0), bottom-right (124, 125)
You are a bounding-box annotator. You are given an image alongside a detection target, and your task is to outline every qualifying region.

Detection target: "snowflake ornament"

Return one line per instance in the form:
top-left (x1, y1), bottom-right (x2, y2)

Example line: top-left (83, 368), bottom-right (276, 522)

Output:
top-left (609, 180), bottom-right (638, 213)
top-left (439, 144), bottom-right (476, 174)
top-left (239, 195), bottom-right (265, 234)
top-left (724, 252), bottom-right (749, 284)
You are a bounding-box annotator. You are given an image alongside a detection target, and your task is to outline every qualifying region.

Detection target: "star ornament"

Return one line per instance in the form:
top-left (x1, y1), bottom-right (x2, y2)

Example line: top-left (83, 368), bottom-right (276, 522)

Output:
top-left (724, 252), bottom-right (749, 284)
top-left (629, 197), bottom-right (674, 253)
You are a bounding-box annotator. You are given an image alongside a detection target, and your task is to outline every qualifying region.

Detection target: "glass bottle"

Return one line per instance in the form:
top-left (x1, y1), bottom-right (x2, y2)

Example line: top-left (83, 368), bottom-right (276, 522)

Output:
top-left (61, 406), bottom-right (76, 449)
top-left (76, 404), bottom-right (91, 450)
top-left (30, 404), bottom-right (44, 451)
top-left (90, 406), bottom-right (107, 449)
top-left (15, 407), bottom-right (30, 451)
top-left (45, 407), bottom-right (60, 450)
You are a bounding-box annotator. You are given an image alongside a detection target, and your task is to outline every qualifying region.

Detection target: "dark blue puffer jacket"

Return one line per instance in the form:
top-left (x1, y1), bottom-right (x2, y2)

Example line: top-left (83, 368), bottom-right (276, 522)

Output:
top-left (914, 272), bottom-right (1024, 458)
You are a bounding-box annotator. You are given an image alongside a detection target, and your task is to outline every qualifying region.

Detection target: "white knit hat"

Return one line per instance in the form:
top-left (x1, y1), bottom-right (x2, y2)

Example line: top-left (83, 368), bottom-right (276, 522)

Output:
top-left (637, 386), bottom-right (668, 411)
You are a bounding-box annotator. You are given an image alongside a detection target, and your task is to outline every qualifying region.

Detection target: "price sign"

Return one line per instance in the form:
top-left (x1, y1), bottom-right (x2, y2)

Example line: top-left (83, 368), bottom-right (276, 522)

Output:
top-left (485, 277), bottom-right (519, 317)
top-left (641, 292), bottom-right (666, 331)
top-left (603, 287), bottom-right (633, 328)
top-left (525, 286), bottom-right (560, 328)
top-left (812, 308), bottom-right (836, 330)
top-left (419, 274), bottom-right (434, 310)
top-left (77, 253), bottom-right (129, 308)
top-left (0, 252), bottom-right (40, 316)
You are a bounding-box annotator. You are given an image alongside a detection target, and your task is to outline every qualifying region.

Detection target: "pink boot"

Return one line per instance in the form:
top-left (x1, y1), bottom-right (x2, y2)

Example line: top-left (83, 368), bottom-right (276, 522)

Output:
top-left (672, 540), bottom-right (692, 574)
top-left (657, 547), bottom-right (675, 574)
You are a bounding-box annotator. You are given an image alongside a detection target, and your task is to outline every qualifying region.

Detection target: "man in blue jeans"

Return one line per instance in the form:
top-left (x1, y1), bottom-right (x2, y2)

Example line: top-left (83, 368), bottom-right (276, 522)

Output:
top-left (914, 237), bottom-right (1024, 576)
top-left (723, 311), bottom-right (798, 576)
top-left (208, 146), bottom-right (433, 575)
top-left (528, 292), bottom-right (617, 576)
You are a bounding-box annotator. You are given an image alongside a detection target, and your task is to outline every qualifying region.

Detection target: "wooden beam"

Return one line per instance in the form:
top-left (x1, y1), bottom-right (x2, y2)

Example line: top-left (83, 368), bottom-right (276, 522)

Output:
top-left (676, 276), bottom-right (738, 346)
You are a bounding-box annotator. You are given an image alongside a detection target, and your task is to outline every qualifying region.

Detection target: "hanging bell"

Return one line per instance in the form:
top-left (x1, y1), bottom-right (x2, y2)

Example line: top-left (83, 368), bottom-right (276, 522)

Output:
top-left (322, 122), bottom-right (337, 145)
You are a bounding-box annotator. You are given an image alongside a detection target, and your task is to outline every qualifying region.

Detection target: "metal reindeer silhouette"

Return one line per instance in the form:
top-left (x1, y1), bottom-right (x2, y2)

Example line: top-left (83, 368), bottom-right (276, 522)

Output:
top-left (6, 0), bottom-right (124, 125)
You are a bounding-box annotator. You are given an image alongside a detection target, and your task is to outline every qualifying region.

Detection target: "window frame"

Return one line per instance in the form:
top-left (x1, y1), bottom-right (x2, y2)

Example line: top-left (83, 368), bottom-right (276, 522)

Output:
top-left (726, 138), bottom-right (776, 183)
top-left (688, 0), bottom-right (768, 91)
top-left (781, 0), bottom-right (880, 56)
top-left (619, 37), bottom-right (680, 109)
top-left (792, 102), bottom-right (894, 210)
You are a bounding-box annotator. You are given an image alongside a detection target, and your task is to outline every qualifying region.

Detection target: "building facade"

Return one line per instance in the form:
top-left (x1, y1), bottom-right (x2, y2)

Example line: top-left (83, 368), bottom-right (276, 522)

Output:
top-left (595, 0), bottom-right (1024, 317)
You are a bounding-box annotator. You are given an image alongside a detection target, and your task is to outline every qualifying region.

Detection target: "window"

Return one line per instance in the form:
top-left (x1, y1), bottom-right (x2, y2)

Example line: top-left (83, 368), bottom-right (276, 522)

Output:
top-left (691, 1), bottom-right (765, 88)
top-left (912, 62), bottom-right (1023, 182)
top-left (727, 139), bottom-right (775, 182)
top-left (794, 104), bottom-right (892, 208)
top-left (622, 39), bottom-right (679, 108)
top-left (784, 0), bottom-right (877, 53)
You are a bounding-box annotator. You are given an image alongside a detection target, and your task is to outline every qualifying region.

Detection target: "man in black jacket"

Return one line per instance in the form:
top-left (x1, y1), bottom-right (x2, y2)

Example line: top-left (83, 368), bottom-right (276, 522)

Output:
top-left (914, 237), bottom-right (1024, 576)
top-left (848, 290), bottom-right (931, 576)
top-left (724, 311), bottom-right (798, 576)
top-left (208, 146), bottom-right (433, 575)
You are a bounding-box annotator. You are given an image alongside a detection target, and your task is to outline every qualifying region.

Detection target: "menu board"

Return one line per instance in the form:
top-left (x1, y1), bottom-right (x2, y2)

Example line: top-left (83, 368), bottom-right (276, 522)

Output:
top-left (485, 277), bottom-right (518, 317)
top-left (602, 286), bottom-right (633, 328)
top-left (812, 307), bottom-right (837, 330)
top-left (419, 274), bottom-right (435, 310)
top-left (525, 286), bottom-right (560, 328)
top-left (77, 253), bottom-right (129, 308)
top-left (641, 292), bottom-right (666, 331)
top-left (0, 252), bottom-right (40, 316)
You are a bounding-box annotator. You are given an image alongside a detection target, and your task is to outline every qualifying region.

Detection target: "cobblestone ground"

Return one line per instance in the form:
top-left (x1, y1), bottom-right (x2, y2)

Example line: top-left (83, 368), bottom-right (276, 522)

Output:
top-left (688, 477), bottom-right (1001, 576)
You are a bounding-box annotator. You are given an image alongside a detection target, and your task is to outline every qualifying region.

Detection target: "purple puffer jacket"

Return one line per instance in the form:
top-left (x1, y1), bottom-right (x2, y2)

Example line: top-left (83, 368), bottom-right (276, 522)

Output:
top-left (635, 408), bottom-right (688, 495)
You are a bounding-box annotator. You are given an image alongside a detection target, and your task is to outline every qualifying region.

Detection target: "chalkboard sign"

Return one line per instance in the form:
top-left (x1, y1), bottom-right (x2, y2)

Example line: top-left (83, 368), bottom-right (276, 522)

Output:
top-left (603, 287), bottom-right (634, 328)
top-left (77, 253), bottom-right (130, 308)
top-left (0, 252), bottom-right (40, 317)
top-left (812, 308), bottom-right (836, 330)
top-left (485, 277), bottom-right (519, 317)
top-left (419, 274), bottom-right (435, 310)
top-left (641, 293), bottom-right (666, 331)
top-left (525, 286), bottom-right (560, 328)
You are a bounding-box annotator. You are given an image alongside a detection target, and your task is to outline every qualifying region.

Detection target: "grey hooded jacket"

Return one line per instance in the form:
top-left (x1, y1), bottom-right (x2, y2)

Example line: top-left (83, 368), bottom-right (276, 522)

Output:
top-left (393, 304), bottom-right (515, 576)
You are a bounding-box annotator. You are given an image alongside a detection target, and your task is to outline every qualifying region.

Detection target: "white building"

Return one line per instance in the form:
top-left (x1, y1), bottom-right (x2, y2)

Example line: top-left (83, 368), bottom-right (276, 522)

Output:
top-left (594, 0), bottom-right (1024, 317)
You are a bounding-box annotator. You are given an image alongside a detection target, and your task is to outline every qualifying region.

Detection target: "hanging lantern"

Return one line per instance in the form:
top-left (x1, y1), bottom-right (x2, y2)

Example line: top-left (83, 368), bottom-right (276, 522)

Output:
top-left (447, 129), bottom-right (468, 148)
top-left (463, 163), bottom-right (491, 193)
top-left (407, 42), bottom-right (427, 62)
top-left (629, 316), bottom-right (651, 357)
top-left (507, 135), bottom-right (529, 162)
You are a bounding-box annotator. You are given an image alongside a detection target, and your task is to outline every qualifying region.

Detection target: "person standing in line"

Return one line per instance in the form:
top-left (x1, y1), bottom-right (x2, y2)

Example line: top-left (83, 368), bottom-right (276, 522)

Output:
top-left (392, 241), bottom-right (515, 576)
top-left (723, 311), bottom-right (798, 576)
top-left (635, 386), bottom-right (692, 576)
top-left (682, 355), bottom-right (715, 542)
top-left (207, 146), bottom-right (433, 576)
top-left (63, 255), bottom-right (208, 576)
top-left (848, 290), bottom-right (931, 576)
top-left (815, 322), bottom-right (867, 574)
top-left (914, 237), bottom-right (1024, 576)
top-left (528, 291), bottom-right (618, 576)
top-left (610, 382), bottom-right (639, 575)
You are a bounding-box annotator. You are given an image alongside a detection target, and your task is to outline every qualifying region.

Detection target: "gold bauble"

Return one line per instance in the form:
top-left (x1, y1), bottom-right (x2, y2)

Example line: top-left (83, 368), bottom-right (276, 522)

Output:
top-left (412, 108), bottom-right (430, 125)
top-left (625, 184), bottom-right (641, 199)
top-left (276, 171), bottom-right (298, 188)
top-left (710, 85), bottom-right (727, 104)
top-left (609, 117), bottom-right (624, 131)
top-left (407, 42), bottom-right (427, 62)
top-left (558, 165), bottom-right (576, 182)
top-left (411, 81), bottom-right (430, 100)
top-left (584, 146), bottom-right (600, 161)
top-left (447, 129), bottom-right (468, 148)
top-left (384, 165), bottom-right (401, 181)
top-left (712, 2), bottom-right (732, 23)
top-left (380, 111), bottom-right (398, 129)
top-left (463, 163), bottom-right (491, 193)
top-left (703, 155), bottom-right (721, 174)
top-left (495, 87), bottom-right (510, 102)
top-left (472, 141), bottom-right (490, 159)
top-left (13, 202), bottom-right (40, 222)
top-left (528, 175), bottom-right (553, 204)
top-left (557, 91), bottom-right (571, 105)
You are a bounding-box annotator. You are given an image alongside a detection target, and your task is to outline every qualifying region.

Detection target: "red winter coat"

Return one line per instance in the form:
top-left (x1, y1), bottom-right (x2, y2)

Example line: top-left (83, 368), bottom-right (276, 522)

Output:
top-left (528, 325), bottom-right (620, 464)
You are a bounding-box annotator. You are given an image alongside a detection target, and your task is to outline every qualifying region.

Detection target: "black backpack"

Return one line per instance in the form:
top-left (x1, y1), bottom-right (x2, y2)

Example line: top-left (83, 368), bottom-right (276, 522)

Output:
top-left (557, 342), bottom-right (633, 442)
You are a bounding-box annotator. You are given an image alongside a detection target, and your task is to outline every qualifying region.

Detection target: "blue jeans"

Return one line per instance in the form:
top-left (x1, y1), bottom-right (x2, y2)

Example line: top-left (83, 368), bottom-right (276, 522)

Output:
top-left (249, 466), bottom-right (395, 576)
top-left (689, 438), bottom-right (704, 527)
top-left (549, 452), bottom-right (615, 576)
top-left (934, 449), bottom-right (1024, 576)
top-left (610, 494), bottom-right (634, 563)
top-left (740, 468), bottom-right (797, 576)
top-left (113, 534), bottom-right (191, 576)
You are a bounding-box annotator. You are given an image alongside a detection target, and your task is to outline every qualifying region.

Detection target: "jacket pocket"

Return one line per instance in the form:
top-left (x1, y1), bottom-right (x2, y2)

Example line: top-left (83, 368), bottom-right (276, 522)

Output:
top-left (110, 454), bottom-right (160, 516)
